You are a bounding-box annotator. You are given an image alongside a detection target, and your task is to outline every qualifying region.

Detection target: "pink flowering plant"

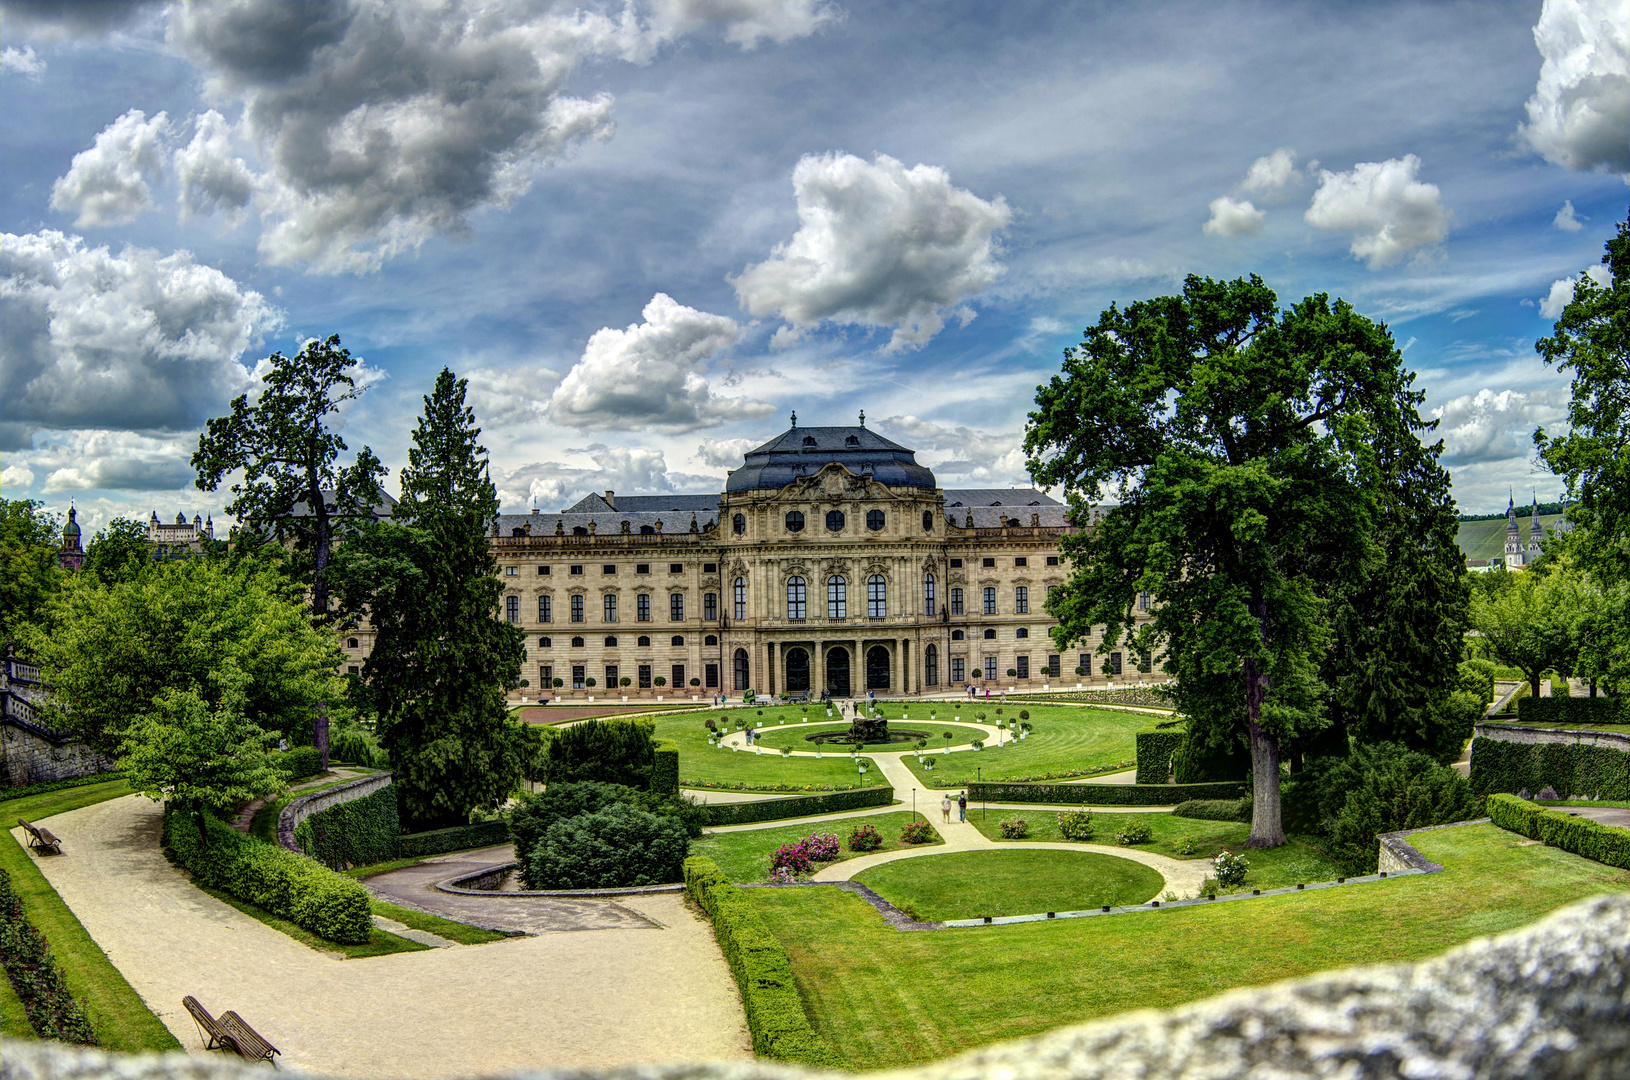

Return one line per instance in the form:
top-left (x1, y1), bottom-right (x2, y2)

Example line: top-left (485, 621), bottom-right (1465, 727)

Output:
top-left (768, 832), bottom-right (842, 879)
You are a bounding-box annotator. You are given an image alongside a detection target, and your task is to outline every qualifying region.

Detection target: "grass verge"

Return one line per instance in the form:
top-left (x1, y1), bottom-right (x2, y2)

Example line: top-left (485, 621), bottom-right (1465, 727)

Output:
top-left (897, 707), bottom-right (1147, 788)
top-left (0, 953), bottom-right (35, 1039)
top-left (691, 811), bottom-right (942, 882)
top-left (0, 781), bottom-right (180, 1051)
top-left (195, 884), bottom-right (428, 958)
top-left (749, 823), bottom-right (1628, 1070)
top-left (854, 849), bottom-right (1165, 920)
top-left (656, 709), bottom-right (881, 791)
top-left (369, 899), bottom-right (513, 945)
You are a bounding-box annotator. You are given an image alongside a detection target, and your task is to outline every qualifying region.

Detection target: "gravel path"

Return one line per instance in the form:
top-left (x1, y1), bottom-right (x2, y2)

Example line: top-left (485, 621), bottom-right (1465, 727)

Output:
top-left (15, 795), bottom-right (750, 1078)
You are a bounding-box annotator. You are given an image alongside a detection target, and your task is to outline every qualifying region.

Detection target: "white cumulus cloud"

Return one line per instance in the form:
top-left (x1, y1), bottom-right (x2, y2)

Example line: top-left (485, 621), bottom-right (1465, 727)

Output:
top-left (1538, 262), bottom-right (1612, 317)
top-left (1431, 388), bottom-right (1568, 466)
top-left (0, 45), bottom-right (46, 79)
top-left (733, 152), bottom-right (1011, 353)
top-left (1241, 147), bottom-right (1301, 193)
top-left (495, 442), bottom-right (712, 511)
top-left (49, 109), bottom-right (170, 227)
top-left (1553, 200), bottom-right (1587, 231)
top-left (1203, 195), bottom-right (1265, 237)
top-left (175, 110), bottom-right (256, 225)
top-left (465, 365), bottom-right (561, 430)
top-left (1, 464), bottom-right (36, 490)
top-left (695, 436), bottom-right (755, 469)
top-left (1304, 155), bottom-right (1449, 268)
top-left (880, 415), bottom-right (1027, 485)
top-left (649, 0), bottom-right (840, 48)
top-left (1518, 0), bottom-right (1630, 173)
top-left (546, 293), bottom-right (772, 432)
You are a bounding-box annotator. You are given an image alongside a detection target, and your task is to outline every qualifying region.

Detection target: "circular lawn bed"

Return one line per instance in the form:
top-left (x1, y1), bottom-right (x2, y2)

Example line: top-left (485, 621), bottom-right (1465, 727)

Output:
top-left (853, 849), bottom-right (1164, 921)
top-left (749, 721), bottom-right (987, 752)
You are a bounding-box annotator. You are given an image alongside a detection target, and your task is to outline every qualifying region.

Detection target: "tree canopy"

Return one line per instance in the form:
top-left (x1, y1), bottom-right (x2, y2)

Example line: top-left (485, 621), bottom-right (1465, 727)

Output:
top-left (1026, 274), bottom-right (1462, 846)
top-left (1, 499), bottom-right (61, 640)
top-left (80, 517), bottom-right (153, 585)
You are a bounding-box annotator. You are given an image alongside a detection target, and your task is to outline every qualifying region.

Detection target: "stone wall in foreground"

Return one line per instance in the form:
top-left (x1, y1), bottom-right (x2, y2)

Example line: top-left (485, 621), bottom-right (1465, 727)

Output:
top-left (2, 893), bottom-right (1624, 1080)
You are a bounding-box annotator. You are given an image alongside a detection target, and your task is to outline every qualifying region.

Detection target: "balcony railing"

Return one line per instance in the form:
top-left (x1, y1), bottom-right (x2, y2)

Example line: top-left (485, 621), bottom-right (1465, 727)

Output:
top-left (493, 532), bottom-right (710, 549)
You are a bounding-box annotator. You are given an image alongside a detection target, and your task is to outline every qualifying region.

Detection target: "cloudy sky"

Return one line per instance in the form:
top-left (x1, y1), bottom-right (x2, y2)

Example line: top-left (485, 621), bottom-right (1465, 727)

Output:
top-left (2, 0), bottom-right (1626, 530)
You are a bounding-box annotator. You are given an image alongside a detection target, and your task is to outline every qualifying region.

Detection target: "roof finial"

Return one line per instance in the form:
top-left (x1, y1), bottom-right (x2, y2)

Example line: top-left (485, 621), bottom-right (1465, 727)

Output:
top-left (858, 409), bottom-right (865, 428)
top-left (790, 410), bottom-right (797, 429)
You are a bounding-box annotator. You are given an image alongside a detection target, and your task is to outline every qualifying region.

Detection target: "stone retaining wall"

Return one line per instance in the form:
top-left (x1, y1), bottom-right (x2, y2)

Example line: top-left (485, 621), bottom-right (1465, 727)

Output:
top-left (1475, 721), bottom-right (1630, 750)
top-left (276, 772), bottom-right (392, 852)
top-left (1376, 819), bottom-right (1489, 873)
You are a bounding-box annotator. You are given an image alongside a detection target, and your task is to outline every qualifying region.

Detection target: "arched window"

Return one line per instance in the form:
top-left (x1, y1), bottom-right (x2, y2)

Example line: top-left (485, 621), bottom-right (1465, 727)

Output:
top-left (733, 648), bottom-right (749, 691)
top-left (701, 635), bottom-right (716, 647)
top-left (571, 636), bottom-right (585, 648)
top-left (785, 511), bottom-right (805, 532)
top-left (604, 594), bottom-right (618, 622)
top-left (604, 636), bottom-right (618, 647)
top-left (924, 573), bottom-right (936, 617)
top-left (637, 635), bottom-right (650, 647)
top-left (347, 637), bottom-right (359, 649)
top-left (1016, 627), bottom-right (1029, 638)
top-left (505, 596), bottom-right (520, 623)
top-left (539, 636), bottom-right (552, 648)
top-left (983, 628), bottom-right (997, 639)
top-left (1015, 586), bottom-right (1029, 614)
top-left (671, 635), bottom-right (685, 646)
top-left (923, 510), bottom-right (933, 532)
top-left (733, 577), bottom-right (746, 620)
top-left (951, 629), bottom-right (964, 641)
top-left (925, 644), bottom-right (939, 686)
top-left (733, 513), bottom-right (746, 535)
top-left (866, 509), bottom-right (885, 530)
top-left (867, 575), bottom-right (887, 617)
top-left (786, 576), bottom-right (807, 620)
top-left (827, 576), bottom-right (846, 618)
top-left (538, 595), bottom-right (551, 622)
top-left (825, 509), bottom-right (845, 531)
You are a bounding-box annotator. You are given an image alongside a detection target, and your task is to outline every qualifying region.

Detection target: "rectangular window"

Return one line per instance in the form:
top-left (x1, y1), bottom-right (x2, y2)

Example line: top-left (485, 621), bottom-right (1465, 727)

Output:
top-left (637, 594), bottom-right (651, 622)
top-left (538, 565), bottom-right (551, 575)
top-left (703, 562), bottom-right (717, 574)
top-left (605, 665), bottom-right (618, 688)
top-left (570, 565), bottom-right (583, 575)
top-left (572, 664), bottom-right (585, 690)
top-left (1015, 557), bottom-right (1027, 567)
top-left (671, 664), bottom-right (685, 690)
top-left (1139, 650), bottom-right (1153, 673)
top-left (670, 594), bottom-right (684, 621)
top-left (1109, 652), bottom-right (1122, 676)
top-left (603, 564), bottom-right (616, 575)
top-left (638, 664), bottom-right (652, 689)
top-left (1047, 654), bottom-right (1060, 678)
top-left (570, 595), bottom-right (584, 622)
top-left (788, 579), bottom-right (807, 620)
top-left (538, 595), bottom-right (552, 623)
top-left (925, 576), bottom-right (936, 618)
top-left (1139, 591), bottom-right (1152, 612)
top-left (705, 663), bottom-right (719, 688)
top-left (983, 587), bottom-right (997, 615)
top-left (704, 593), bottom-right (718, 621)
top-left (734, 579), bottom-right (746, 620)
top-left (867, 577), bottom-right (886, 618)
top-left (950, 558), bottom-right (963, 568)
top-left (348, 665), bottom-right (359, 675)
top-left (603, 594), bottom-right (617, 622)
top-left (983, 656), bottom-right (997, 682)
top-left (950, 588), bottom-right (964, 616)
top-left (1079, 652), bottom-right (1091, 677)
top-left (982, 557), bottom-right (996, 568)
top-left (636, 564), bottom-right (650, 575)
top-left (505, 595), bottom-right (520, 623)
top-left (1015, 586), bottom-right (1029, 614)
top-left (670, 563), bottom-right (683, 574)
top-left (1017, 655), bottom-right (1030, 679)
top-left (925, 649), bottom-right (938, 685)
top-left (951, 657), bottom-right (965, 682)
top-left (505, 566), bottom-right (518, 576)
top-left (827, 578), bottom-right (845, 619)
top-left (540, 665), bottom-right (552, 689)
top-left (1046, 555), bottom-right (1059, 566)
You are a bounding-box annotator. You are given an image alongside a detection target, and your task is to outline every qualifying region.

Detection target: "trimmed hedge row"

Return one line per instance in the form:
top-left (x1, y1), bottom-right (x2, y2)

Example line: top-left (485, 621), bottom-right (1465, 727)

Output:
top-left (1516, 695), bottom-right (1628, 726)
top-left (276, 746), bottom-right (324, 781)
top-left (1487, 793), bottom-right (1629, 868)
top-left (698, 785), bottom-right (894, 826)
top-left (294, 785), bottom-right (401, 871)
top-left (651, 738), bottom-right (679, 797)
top-left (969, 780), bottom-right (1246, 806)
top-left (1135, 727), bottom-right (1184, 784)
top-left (1172, 798), bottom-right (1251, 822)
top-left (683, 857), bottom-right (841, 1067)
top-left (1468, 738), bottom-right (1629, 800)
top-left (398, 819), bottom-right (512, 858)
top-left (0, 867), bottom-right (96, 1044)
top-left (162, 803), bottom-right (373, 943)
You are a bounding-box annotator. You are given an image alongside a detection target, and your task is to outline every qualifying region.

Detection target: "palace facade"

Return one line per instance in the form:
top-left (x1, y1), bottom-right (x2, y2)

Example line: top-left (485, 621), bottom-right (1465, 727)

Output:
top-left (343, 418), bottom-right (1151, 700)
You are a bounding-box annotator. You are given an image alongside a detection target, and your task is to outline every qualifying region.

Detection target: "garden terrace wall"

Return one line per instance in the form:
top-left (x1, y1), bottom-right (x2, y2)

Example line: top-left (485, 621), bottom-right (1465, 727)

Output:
top-left (698, 786), bottom-right (893, 826)
top-left (969, 780), bottom-right (1245, 806)
top-left (398, 819), bottom-right (511, 857)
top-left (276, 772), bottom-right (392, 851)
top-left (1487, 793), bottom-right (1629, 868)
top-left (1468, 736), bottom-right (1629, 800)
top-left (1516, 695), bottom-right (1627, 726)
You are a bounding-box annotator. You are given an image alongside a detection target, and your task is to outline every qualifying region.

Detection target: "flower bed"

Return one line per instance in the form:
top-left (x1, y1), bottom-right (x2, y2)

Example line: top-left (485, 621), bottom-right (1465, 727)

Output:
top-left (0, 867), bottom-right (96, 1044)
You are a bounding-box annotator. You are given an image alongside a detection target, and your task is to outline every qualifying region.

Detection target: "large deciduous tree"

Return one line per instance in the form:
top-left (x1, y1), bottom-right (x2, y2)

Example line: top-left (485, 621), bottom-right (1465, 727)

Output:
top-left (1027, 274), bottom-right (1454, 847)
top-left (331, 369), bottom-right (536, 829)
top-left (1469, 568), bottom-right (1582, 699)
top-left (1, 500), bottom-right (61, 639)
top-left (81, 517), bottom-right (153, 585)
top-left (192, 334), bottom-right (386, 620)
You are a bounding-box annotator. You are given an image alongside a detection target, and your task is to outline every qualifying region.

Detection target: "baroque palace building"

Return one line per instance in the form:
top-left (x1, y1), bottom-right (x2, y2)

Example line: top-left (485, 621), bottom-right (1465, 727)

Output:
top-left (385, 415), bottom-right (1158, 701)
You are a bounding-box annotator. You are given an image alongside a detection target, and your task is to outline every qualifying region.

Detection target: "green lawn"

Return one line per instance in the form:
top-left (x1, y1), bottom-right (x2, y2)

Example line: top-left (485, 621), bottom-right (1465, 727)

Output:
top-left (898, 706), bottom-right (1146, 788)
top-left (854, 850), bottom-right (1164, 920)
top-left (751, 823), bottom-right (1627, 1069)
top-left (370, 899), bottom-right (513, 945)
top-left (0, 959), bottom-right (33, 1040)
top-left (194, 884), bottom-right (429, 958)
top-left (654, 710), bottom-right (882, 791)
top-left (690, 812), bottom-right (942, 882)
top-left (966, 811), bottom-right (1345, 890)
top-left (1496, 720), bottom-right (1630, 732)
top-left (750, 721), bottom-right (985, 752)
top-left (0, 781), bottom-right (180, 1051)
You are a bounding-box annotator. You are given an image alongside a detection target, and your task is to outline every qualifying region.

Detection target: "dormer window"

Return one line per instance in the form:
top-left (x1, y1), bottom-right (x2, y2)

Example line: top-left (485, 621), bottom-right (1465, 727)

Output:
top-left (803, 435), bottom-right (816, 447)
top-left (845, 435), bottom-right (859, 446)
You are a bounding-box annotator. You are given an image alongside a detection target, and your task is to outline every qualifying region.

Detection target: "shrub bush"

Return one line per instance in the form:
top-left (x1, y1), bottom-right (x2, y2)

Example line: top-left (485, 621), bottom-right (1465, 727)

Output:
top-left (650, 738), bottom-right (680, 796)
top-left (1467, 738), bottom-right (1629, 800)
top-left (767, 833), bottom-right (839, 877)
top-left (398, 819), bottom-right (511, 857)
top-left (1172, 730), bottom-right (1251, 784)
top-left (683, 857), bottom-right (842, 1066)
top-left (1057, 807), bottom-right (1095, 840)
top-left (0, 867), bottom-right (96, 1043)
top-left (544, 717), bottom-right (658, 789)
top-left (294, 783), bottom-right (401, 870)
top-left (847, 823), bottom-right (882, 851)
top-left (1213, 850), bottom-right (1250, 887)
top-left (698, 786), bottom-right (893, 826)
top-left (1173, 798), bottom-right (1252, 822)
top-left (328, 727), bottom-right (384, 768)
top-left (276, 745), bottom-right (324, 780)
top-left (999, 817), bottom-right (1029, 839)
top-left (163, 802), bottom-right (372, 943)
top-left (525, 803), bottom-right (689, 889)
top-left (1115, 820), bottom-right (1152, 845)
top-left (1134, 727), bottom-right (1184, 783)
top-left (510, 781), bottom-right (702, 861)
top-left (969, 780), bottom-right (1245, 805)
top-left (1514, 695), bottom-right (1627, 726)
top-left (1486, 793), bottom-right (1629, 868)
top-left (900, 819), bottom-right (937, 844)
top-left (1458, 658), bottom-right (1498, 706)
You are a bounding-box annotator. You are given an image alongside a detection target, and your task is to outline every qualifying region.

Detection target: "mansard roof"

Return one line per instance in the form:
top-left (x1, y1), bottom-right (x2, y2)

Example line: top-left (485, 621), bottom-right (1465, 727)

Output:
top-left (561, 492), bottom-right (719, 515)
top-left (942, 488), bottom-right (1060, 508)
top-left (727, 425), bottom-right (937, 492)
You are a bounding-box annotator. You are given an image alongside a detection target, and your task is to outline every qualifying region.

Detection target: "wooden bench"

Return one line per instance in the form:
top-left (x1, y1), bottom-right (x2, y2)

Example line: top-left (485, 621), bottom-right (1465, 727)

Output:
top-left (17, 818), bottom-right (62, 855)
top-left (183, 996), bottom-right (234, 1053)
top-left (182, 997), bottom-right (280, 1067)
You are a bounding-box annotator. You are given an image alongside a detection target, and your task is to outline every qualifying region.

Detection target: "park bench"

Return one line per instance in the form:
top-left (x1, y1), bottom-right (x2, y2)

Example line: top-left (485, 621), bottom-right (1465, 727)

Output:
top-left (183, 996), bottom-right (280, 1067)
top-left (17, 818), bottom-right (61, 855)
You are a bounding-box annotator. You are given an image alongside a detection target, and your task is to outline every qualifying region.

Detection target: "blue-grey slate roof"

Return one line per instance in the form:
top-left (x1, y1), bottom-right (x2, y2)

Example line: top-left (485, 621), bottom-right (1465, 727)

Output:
top-left (726, 425), bottom-right (937, 492)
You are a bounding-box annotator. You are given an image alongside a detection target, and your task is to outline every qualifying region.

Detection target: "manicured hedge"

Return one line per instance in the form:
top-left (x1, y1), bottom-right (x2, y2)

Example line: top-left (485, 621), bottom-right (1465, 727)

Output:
top-left (969, 780), bottom-right (1246, 806)
top-left (294, 784), bottom-right (401, 870)
top-left (698, 786), bottom-right (893, 826)
top-left (683, 857), bottom-right (841, 1067)
top-left (162, 803), bottom-right (373, 944)
top-left (0, 867), bottom-right (96, 1043)
top-left (275, 746), bottom-right (324, 781)
top-left (1468, 737), bottom-right (1629, 800)
top-left (1487, 793), bottom-right (1629, 868)
top-left (651, 738), bottom-right (679, 796)
top-left (398, 819), bottom-right (512, 858)
top-left (1515, 695), bottom-right (1628, 726)
top-left (1134, 727), bottom-right (1184, 784)
top-left (1172, 798), bottom-right (1251, 821)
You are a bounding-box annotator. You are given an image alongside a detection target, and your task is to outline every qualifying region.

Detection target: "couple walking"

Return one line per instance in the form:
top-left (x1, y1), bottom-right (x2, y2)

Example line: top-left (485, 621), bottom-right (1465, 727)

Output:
top-left (939, 792), bottom-right (968, 823)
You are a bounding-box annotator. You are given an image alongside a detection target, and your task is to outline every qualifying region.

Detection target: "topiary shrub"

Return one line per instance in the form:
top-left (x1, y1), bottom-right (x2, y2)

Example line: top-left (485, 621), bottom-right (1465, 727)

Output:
top-left (276, 745), bottom-right (324, 780)
top-left (847, 823), bottom-right (882, 851)
top-left (544, 717), bottom-right (658, 788)
top-left (1172, 798), bottom-right (1252, 822)
top-left (1057, 807), bottom-right (1094, 840)
top-left (525, 803), bottom-right (690, 889)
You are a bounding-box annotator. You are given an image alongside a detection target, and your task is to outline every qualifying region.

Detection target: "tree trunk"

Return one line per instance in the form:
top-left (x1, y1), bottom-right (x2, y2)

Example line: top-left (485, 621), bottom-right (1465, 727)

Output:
top-left (1244, 596), bottom-right (1285, 848)
top-left (311, 478), bottom-right (331, 622)
top-left (192, 807), bottom-right (210, 850)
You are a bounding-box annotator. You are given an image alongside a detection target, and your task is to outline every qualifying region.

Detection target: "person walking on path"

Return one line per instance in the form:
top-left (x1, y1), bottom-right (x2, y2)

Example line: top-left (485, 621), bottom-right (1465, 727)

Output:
top-left (957, 792), bottom-right (967, 822)
top-left (745, 725), bottom-right (754, 746)
top-left (941, 796), bottom-right (952, 823)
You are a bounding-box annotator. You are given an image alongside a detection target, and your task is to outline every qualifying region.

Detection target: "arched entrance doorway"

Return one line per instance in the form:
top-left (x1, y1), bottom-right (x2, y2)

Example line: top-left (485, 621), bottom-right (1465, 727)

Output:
top-left (825, 648), bottom-right (851, 697)
top-left (785, 647), bottom-right (810, 693)
top-left (733, 648), bottom-right (749, 691)
top-left (865, 645), bottom-right (891, 691)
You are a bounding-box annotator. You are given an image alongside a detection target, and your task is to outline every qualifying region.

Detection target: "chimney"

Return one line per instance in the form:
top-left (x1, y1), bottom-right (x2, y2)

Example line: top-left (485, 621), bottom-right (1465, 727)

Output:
top-left (603, 490), bottom-right (616, 510)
